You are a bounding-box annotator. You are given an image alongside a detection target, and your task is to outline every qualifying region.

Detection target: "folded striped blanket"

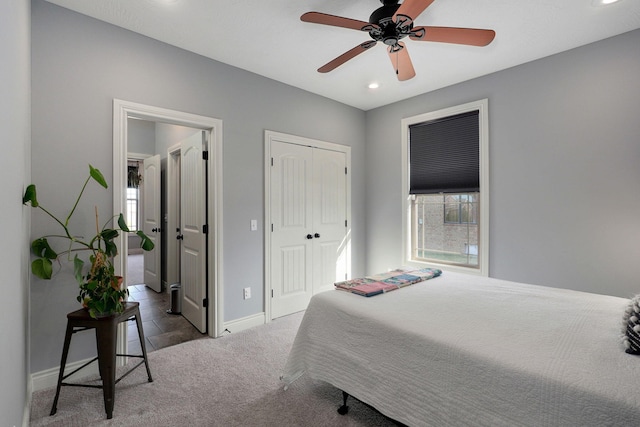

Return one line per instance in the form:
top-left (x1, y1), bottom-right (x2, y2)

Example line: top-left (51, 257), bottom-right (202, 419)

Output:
top-left (335, 268), bottom-right (442, 297)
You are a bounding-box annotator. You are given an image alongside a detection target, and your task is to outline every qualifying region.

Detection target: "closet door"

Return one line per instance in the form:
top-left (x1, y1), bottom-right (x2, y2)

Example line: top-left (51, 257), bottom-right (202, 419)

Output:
top-left (270, 141), bottom-right (347, 319)
top-left (270, 141), bottom-right (314, 319)
top-left (312, 148), bottom-right (347, 294)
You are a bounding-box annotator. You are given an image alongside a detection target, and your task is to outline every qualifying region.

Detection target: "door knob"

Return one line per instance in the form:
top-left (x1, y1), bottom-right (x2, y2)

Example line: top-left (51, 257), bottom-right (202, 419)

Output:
top-left (306, 234), bottom-right (313, 239)
top-left (176, 234), bottom-right (184, 240)
top-left (314, 233), bottom-right (320, 238)
top-left (152, 227), bottom-right (161, 233)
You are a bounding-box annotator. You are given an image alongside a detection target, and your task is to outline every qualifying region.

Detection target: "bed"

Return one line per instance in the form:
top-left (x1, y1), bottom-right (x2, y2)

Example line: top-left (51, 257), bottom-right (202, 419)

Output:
top-left (281, 271), bottom-right (640, 426)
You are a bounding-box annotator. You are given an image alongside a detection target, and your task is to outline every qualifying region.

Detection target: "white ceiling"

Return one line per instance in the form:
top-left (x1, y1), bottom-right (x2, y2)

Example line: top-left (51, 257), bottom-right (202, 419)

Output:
top-left (43, 0), bottom-right (640, 111)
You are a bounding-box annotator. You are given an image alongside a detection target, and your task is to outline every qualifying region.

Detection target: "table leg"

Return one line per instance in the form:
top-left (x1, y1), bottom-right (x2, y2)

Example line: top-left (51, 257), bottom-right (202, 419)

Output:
top-left (95, 320), bottom-right (118, 419)
top-left (134, 312), bottom-right (153, 382)
top-left (50, 322), bottom-right (74, 416)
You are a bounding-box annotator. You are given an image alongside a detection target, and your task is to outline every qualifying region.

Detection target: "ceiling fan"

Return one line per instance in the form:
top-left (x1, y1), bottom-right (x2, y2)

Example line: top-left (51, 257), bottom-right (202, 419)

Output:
top-left (301, 0), bottom-right (496, 81)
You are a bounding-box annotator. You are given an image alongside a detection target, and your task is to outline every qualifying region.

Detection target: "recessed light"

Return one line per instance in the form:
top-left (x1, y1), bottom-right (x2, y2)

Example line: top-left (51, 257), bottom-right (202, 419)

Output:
top-left (368, 82), bottom-right (380, 89)
top-left (148, 0), bottom-right (180, 5)
top-left (593, 0), bottom-right (621, 6)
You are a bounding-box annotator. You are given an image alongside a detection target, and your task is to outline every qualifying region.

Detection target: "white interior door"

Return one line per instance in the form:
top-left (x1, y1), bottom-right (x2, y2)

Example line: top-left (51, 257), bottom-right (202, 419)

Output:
top-left (143, 154), bottom-right (162, 292)
top-left (270, 141), bottom-right (347, 318)
top-left (180, 132), bottom-right (207, 332)
top-left (312, 148), bottom-right (347, 294)
top-left (270, 141), bottom-right (314, 319)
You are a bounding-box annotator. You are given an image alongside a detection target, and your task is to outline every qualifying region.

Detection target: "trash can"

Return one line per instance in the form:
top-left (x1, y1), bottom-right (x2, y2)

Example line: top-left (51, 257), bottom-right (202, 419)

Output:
top-left (167, 283), bottom-right (181, 314)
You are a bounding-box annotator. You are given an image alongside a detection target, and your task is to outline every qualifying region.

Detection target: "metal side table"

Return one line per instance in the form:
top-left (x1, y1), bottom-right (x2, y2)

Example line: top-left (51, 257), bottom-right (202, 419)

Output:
top-left (50, 301), bottom-right (153, 419)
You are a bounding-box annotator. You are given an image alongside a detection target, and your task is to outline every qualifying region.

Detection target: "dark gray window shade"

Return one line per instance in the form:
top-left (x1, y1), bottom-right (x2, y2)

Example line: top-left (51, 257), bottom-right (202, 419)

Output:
top-left (409, 110), bottom-right (479, 194)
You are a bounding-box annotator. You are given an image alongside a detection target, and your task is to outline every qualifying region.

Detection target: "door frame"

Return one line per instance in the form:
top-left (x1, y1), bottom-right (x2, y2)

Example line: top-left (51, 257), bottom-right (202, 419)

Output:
top-left (166, 143), bottom-right (181, 289)
top-left (264, 130), bottom-right (352, 322)
top-left (113, 99), bottom-right (224, 339)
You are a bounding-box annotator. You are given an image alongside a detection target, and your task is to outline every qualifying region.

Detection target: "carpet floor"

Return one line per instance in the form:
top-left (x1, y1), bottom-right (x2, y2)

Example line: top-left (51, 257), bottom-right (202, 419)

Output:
top-left (29, 311), bottom-right (397, 426)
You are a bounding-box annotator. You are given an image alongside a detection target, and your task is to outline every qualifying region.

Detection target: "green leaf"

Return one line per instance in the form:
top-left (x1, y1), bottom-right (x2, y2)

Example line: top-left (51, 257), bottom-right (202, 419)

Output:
top-left (104, 240), bottom-right (118, 258)
top-left (136, 231), bottom-right (155, 251)
top-left (73, 255), bottom-right (84, 285)
top-left (89, 165), bottom-right (108, 189)
top-left (23, 184), bottom-right (39, 207)
top-left (100, 228), bottom-right (119, 241)
top-left (31, 238), bottom-right (58, 259)
top-left (117, 213), bottom-right (130, 232)
top-left (31, 258), bottom-right (53, 280)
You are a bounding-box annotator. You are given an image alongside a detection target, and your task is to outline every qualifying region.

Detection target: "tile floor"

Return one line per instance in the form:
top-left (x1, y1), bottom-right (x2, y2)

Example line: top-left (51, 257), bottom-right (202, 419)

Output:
top-left (126, 284), bottom-right (205, 354)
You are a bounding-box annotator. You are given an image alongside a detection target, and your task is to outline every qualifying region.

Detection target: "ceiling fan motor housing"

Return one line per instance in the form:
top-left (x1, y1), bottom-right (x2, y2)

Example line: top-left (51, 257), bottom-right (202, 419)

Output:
top-left (369, 3), bottom-right (413, 47)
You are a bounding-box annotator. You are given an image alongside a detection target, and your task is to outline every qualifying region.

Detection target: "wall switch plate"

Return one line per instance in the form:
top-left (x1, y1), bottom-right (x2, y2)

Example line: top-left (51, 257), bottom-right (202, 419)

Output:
top-left (243, 287), bottom-right (251, 299)
top-left (250, 219), bottom-right (258, 231)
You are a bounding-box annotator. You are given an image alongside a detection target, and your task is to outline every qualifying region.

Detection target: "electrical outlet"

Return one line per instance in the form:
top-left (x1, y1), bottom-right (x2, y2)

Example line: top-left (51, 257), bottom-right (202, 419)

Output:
top-left (243, 287), bottom-right (251, 299)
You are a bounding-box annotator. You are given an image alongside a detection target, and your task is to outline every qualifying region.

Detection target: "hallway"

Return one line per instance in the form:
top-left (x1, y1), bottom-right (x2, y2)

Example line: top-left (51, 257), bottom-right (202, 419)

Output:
top-left (126, 254), bottom-right (204, 353)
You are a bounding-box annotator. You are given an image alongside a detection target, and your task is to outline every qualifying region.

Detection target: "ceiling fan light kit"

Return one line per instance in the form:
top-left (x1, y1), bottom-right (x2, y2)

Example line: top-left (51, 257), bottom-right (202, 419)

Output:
top-left (301, 0), bottom-right (496, 81)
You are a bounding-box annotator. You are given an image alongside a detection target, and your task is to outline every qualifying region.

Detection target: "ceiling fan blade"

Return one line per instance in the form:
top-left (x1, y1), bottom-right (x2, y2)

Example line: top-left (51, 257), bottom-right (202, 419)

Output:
top-left (301, 12), bottom-right (379, 32)
top-left (318, 41), bottom-right (377, 73)
top-left (410, 26), bottom-right (496, 46)
top-left (388, 42), bottom-right (416, 81)
top-left (394, 0), bottom-right (435, 21)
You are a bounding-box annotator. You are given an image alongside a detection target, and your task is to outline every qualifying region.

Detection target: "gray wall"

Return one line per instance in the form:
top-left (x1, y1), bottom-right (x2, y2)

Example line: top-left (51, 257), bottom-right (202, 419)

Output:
top-left (30, 0), bottom-right (366, 373)
top-left (128, 118), bottom-right (156, 155)
top-left (365, 29), bottom-right (640, 298)
top-left (155, 122), bottom-right (201, 157)
top-left (1, 0), bottom-right (31, 424)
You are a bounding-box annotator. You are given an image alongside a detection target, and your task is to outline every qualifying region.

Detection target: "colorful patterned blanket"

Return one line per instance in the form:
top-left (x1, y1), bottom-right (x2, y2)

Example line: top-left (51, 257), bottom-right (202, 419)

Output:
top-left (334, 268), bottom-right (442, 297)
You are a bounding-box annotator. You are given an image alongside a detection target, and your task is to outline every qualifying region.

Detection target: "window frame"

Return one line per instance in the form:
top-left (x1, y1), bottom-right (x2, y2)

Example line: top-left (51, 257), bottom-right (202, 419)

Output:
top-left (401, 99), bottom-right (489, 276)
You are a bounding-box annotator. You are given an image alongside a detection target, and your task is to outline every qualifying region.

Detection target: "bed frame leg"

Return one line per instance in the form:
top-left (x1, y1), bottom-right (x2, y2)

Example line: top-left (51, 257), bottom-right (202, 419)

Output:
top-left (337, 390), bottom-right (349, 415)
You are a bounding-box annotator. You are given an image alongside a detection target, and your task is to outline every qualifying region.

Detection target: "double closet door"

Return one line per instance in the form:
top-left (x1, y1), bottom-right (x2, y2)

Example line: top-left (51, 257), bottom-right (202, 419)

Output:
top-left (269, 139), bottom-right (348, 319)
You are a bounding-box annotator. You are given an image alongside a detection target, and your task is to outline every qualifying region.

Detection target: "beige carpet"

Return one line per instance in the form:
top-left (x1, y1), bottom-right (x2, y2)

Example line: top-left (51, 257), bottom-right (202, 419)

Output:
top-left (30, 311), bottom-right (396, 426)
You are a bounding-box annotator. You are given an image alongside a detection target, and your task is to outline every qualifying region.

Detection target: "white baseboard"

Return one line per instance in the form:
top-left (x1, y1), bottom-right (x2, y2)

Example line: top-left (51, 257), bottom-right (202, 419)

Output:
top-left (222, 312), bottom-right (265, 335)
top-left (31, 357), bottom-right (102, 392)
top-left (23, 372), bottom-right (32, 427)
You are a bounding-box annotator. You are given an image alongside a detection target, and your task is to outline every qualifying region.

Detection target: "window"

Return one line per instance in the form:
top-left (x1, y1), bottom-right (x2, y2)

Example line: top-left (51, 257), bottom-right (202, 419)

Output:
top-left (402, 99), bottom-right (489, 275)
top-left (444, 194), bottom-right (477, 224)
top-left (126, 187), bottom-right (139, 231)
top-left (126, 163), bottom-right (141, 231)
top-left (413, 193), bottom-right (479, 267)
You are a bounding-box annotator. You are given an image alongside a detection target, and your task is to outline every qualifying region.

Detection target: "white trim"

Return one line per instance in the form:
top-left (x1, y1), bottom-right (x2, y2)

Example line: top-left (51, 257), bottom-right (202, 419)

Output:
top-left (113, 99), bottom-right (225, 338)
top-left (264, 130), bottom-right (352, 322)
top-left (222, 312), bottom-right (266, 334)
top-left (401, 99), bottom-right (490, 276)
top-left (127, 152), bottom-right (152, 161)
top-left (23, 373), bottom-right (32, 427)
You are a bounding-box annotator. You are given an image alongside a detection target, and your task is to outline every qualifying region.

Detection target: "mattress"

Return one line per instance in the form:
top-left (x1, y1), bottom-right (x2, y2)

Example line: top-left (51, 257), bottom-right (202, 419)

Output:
top-left (281, 272), bottom-right (640, 426)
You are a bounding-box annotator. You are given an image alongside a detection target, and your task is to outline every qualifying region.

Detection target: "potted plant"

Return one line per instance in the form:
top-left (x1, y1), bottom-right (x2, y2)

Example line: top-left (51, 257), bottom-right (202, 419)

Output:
top-left (23, 164), bottom-right (154, 318)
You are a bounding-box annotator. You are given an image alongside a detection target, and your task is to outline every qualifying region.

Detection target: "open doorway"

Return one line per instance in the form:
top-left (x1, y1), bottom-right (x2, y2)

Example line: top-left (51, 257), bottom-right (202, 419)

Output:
top-left (124, 120), bottom-right (206, 350)
top-left (113, 99), bottom-right (224, 355)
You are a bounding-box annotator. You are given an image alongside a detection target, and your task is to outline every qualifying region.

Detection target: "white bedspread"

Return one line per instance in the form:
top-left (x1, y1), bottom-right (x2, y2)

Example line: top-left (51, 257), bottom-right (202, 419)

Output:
top-left (281, 272), bottom-right (640, 426)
